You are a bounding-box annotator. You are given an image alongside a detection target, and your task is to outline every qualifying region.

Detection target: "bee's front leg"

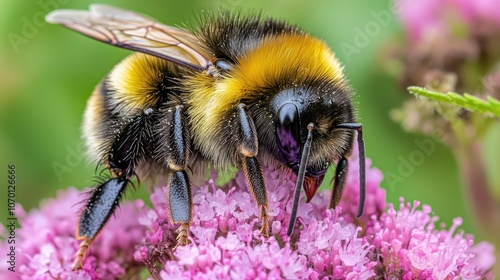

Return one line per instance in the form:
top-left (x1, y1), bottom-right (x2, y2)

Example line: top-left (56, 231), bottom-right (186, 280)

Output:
top-left (236, 104), bottom-right (269, 238)
top-left (155, 105), bottom-right (192, 247)
top-left (330, 123), bottom-right (366, 218)
top-left (329, 157), bottom-right (348, 209)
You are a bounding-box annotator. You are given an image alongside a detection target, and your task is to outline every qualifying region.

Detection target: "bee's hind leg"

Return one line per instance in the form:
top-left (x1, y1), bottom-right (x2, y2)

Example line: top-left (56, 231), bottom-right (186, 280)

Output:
top-left (236, 104), bottom-right (269, 238)
top-left (73, 110), bottom-right (156, 270)
top-left (73, 176), bottom-right (130, 270)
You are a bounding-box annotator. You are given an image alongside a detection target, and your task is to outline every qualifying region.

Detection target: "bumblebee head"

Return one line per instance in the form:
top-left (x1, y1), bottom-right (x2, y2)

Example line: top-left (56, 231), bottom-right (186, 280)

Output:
top-left (219, 33), bottom-right (357, 203)
top-left (271, 83), bottom-right (355, 202)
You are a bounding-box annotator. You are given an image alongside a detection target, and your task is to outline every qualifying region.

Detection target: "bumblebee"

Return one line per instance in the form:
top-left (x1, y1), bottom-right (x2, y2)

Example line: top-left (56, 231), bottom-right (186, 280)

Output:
top-left (46, 4), bottom-right (366, 270)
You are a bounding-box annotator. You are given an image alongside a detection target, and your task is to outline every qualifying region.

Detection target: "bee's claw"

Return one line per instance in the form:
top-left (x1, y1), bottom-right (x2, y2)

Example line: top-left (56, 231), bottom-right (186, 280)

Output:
top-left (259, 225), bottom-right (269, 238)
top-left (72, 258), bottom-right (83, 271)
top-left (174, 222), bottom-right (190, 249)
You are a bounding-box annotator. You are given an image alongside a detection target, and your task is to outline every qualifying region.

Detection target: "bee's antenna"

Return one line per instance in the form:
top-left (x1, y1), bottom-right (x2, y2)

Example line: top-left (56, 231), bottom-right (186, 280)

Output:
top-left (287, 123), bottom-right (315, 236)
top-left (334, 123), bottom-right (365, 218)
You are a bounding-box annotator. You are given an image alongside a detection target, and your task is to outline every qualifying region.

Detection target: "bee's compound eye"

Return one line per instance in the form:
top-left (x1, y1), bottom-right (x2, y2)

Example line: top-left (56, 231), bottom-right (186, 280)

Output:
top-left (215, 59), bottom-right (233, 72)
top-left (276, 103), bottom-right (301, 167)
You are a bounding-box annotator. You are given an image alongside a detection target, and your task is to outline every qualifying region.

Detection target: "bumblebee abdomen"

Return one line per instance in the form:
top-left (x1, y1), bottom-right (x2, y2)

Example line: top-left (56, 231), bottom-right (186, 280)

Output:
top-left (82, 53), bottom-right (185, 163)
top-left (106, 53), bottom-right (184, 114)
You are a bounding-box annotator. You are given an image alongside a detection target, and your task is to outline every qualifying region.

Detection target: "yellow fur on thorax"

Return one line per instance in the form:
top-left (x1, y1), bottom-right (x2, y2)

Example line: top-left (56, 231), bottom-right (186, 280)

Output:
top-left (187, 34), bottom-right (346, 163)
top-left (108, 53), bottom-right (174, 113)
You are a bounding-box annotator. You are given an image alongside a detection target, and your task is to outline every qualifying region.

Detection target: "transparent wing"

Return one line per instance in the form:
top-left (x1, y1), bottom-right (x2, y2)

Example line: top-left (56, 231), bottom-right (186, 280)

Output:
top-left (46, 4), bottom-right (213, 71)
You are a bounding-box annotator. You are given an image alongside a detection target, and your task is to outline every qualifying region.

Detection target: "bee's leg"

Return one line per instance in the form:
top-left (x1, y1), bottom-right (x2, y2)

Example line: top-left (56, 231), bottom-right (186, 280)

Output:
top-left (329, 157), bottom-right (348, 209)
top-left (236, 104), bottom-right (269, 237)
top-left (73, 176), bottom-right (129, 270)
top-left (168, 171), bottom-right (191, 247)
top-left (73, 112), bottom-right (154, 270)
top-left (155, 105), bottom-right (192, 247)
top-left (329, 124), bottom-right (365, 218)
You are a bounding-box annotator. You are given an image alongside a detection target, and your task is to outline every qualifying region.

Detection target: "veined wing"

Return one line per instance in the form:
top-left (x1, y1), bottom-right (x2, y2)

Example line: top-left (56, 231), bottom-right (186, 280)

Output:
top-left (46, 4), bottom-right (214, 71)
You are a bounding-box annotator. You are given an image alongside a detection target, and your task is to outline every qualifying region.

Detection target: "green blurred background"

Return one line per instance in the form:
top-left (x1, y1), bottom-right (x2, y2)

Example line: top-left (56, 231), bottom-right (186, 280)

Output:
top-left (0, 0), bottom-right (489, 242)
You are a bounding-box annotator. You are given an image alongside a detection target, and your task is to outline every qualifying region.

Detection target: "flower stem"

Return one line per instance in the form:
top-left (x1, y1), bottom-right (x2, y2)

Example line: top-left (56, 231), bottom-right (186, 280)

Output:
top-left (456, 139), bottom-right (500, 243)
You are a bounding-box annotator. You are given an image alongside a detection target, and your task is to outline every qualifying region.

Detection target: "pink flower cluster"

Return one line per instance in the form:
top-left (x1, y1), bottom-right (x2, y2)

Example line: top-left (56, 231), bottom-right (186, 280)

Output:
top-left (134, 154), bottom-right (494, 279)
top-left (134, 160), bottom-right (382, 279)
top-left (0, 188), bottom-right (148, 279)
top-left (367, 200), bottom-right (495, 279)
top-left (0, 147), bottom-right (495, 279)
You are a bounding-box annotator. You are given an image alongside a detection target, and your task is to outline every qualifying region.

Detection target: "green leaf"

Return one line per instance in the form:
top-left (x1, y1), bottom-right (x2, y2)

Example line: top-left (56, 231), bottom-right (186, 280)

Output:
top-left (408, 86), bottom-right (500, 117)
